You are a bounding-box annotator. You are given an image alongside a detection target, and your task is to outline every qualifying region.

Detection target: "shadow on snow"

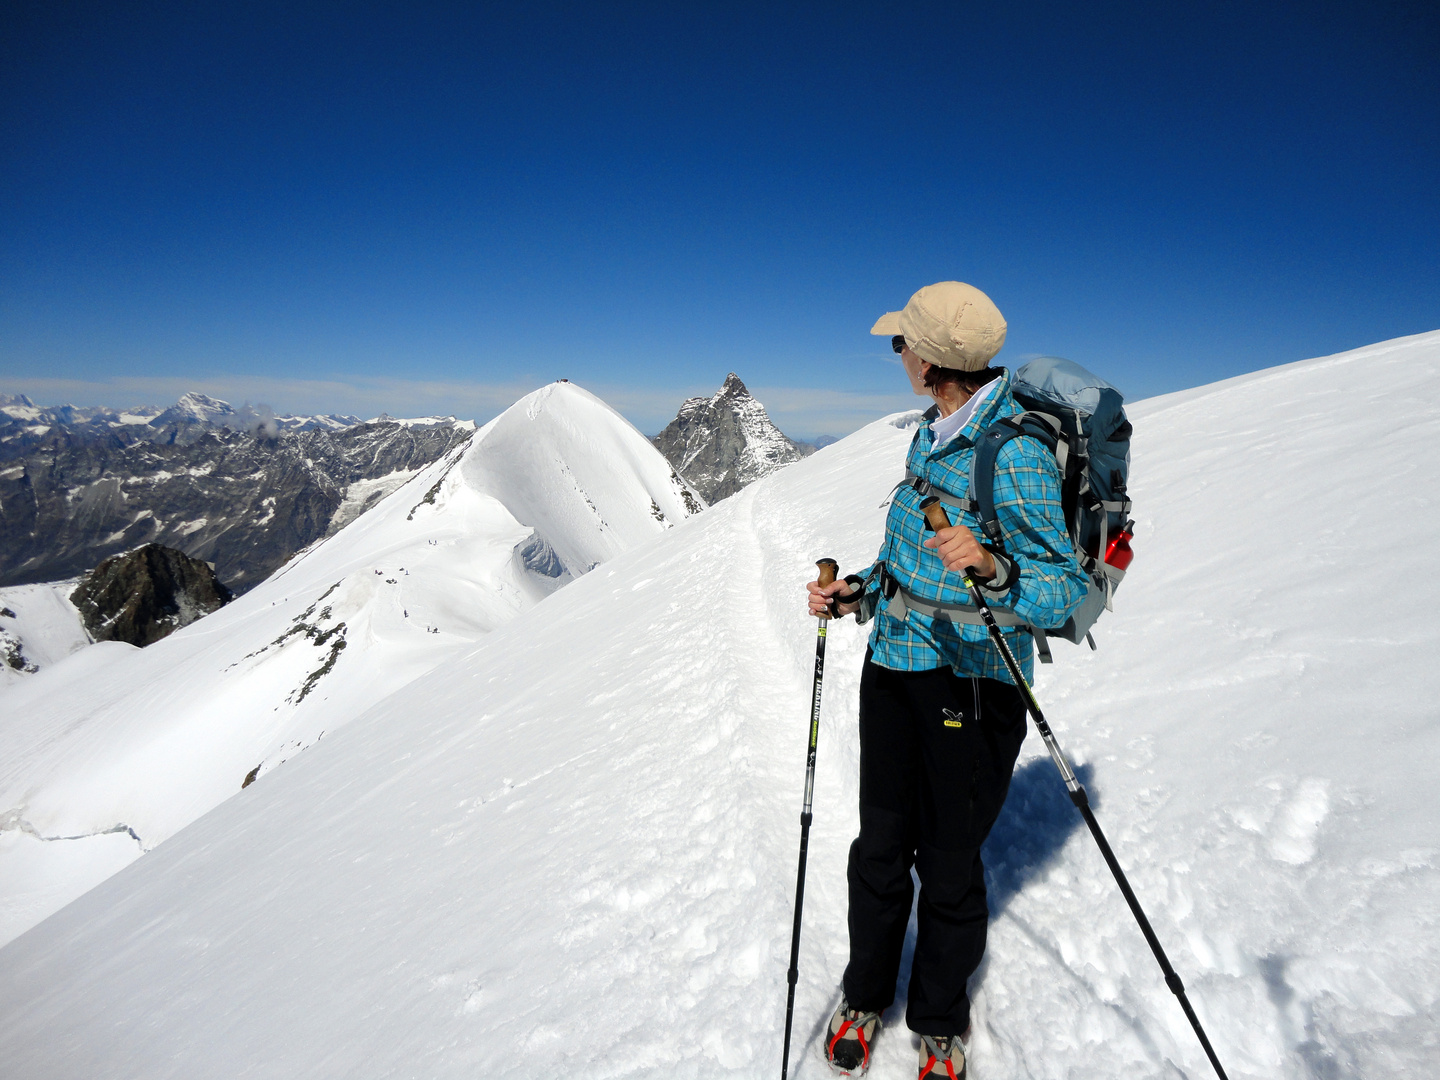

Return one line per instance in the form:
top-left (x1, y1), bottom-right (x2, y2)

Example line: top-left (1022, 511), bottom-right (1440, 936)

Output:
top-left (887, 757), bottom-right (1094, 1019)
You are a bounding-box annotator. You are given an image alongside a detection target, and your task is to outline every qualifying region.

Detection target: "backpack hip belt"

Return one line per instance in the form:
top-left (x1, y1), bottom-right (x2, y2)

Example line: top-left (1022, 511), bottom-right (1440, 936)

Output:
top-left (877, 564), bottom-right (1057, 663)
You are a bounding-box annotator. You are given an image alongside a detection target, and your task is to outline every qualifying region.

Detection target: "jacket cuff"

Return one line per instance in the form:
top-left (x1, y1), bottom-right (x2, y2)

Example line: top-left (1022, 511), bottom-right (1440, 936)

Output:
top-left (978, 550), bottom-right (1017, 597)
top-left (848, 572), bottom-right (881, 625)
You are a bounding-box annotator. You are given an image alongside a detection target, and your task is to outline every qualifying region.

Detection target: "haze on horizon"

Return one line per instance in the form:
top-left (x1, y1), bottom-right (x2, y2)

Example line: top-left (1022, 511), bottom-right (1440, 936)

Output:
top-left (2, 2), bottom-right (1436, 439)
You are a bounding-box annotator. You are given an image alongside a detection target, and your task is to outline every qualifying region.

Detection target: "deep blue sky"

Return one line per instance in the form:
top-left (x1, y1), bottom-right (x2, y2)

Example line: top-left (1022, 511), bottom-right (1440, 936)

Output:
top-left (2, 1), bottom-right (1436, 437)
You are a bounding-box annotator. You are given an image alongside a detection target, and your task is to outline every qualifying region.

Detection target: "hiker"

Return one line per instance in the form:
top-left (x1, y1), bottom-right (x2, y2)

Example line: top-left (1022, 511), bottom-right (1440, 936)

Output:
top-left (805, 281), bottom-right (1090, 1079)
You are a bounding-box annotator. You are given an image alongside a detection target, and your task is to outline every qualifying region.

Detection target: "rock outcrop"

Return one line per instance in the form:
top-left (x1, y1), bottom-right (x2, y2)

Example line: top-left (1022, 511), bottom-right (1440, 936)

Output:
top-left (70, 544), bottom-right (233, 647)
top-left (652, 374), bottom-right (810, 503)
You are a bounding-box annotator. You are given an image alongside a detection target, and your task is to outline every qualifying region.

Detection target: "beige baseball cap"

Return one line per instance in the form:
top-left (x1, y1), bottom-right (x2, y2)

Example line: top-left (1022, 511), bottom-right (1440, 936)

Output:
top-left (870, 281), bottom-right (1007, 371)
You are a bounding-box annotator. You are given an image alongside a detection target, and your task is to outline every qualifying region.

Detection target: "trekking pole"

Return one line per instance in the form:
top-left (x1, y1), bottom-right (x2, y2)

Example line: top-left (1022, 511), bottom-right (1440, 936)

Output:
top-left (780, 557), bottom-right (839, 1080)
top-left (919, 498), bottom-right (1230, 1080)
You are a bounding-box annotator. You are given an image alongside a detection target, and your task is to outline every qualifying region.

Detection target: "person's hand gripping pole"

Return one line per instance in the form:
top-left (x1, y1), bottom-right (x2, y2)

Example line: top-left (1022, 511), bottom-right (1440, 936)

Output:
top-left (917, 496), bottom-right (1231, 1080)
top-left (781, 558), bottom-right (837, 1080)
top-left (807, 556), bottom-right (860, 620)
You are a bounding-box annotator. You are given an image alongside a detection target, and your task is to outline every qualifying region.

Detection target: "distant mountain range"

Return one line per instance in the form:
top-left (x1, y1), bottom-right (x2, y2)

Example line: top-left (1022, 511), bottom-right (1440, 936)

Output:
top-left (0, 392), bottom-right (473, 593)
top-left (0, 391), bottom-right (363, 440)
top-left (1, 377), bottom-right (821, 597)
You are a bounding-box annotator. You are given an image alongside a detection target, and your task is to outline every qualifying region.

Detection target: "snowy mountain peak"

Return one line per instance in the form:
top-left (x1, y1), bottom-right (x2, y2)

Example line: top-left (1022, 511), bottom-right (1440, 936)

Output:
top-left (0, 394), bottom-right (45, 423)
top-left (463, 379), bottom-right (704, 576)
top-left (363, 414), bottom-right (463, 430)
top-left (179, 391), bottom-right (232, 417)
top-left (653, 373), bottom-right (810, 503)
top-left (151, 392), bottom-right (237, 429)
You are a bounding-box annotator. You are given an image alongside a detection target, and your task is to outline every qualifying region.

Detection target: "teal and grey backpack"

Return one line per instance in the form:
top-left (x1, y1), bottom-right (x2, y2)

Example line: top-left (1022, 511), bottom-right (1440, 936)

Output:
top-left (897, 356), bottom-right (1133, 662)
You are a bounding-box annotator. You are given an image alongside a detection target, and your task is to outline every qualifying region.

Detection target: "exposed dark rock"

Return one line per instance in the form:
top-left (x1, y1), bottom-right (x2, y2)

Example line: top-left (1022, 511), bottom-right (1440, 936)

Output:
top-left (0, 399), bottom-right (473, 593)
top-left (652, 373), bottom-right (811, 503)
top-left (70, 544), bottom-right (234, 647)
top-left (1, 630), bottom-right (36, 673)
top-left (518, 532), bottom-right (567, 579)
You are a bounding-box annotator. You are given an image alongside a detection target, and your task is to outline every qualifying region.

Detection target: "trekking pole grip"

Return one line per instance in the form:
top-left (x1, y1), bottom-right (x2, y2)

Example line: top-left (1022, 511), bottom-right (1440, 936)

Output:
top-left (921, 496), bottom-right (989, 581)
top-left (920, 495), bottom-right (951, 533)
top-left (816, 558), bottom-right (838, 619)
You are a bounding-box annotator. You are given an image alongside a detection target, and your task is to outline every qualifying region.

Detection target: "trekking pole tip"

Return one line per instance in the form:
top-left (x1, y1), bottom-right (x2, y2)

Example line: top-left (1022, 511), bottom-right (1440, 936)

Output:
top-left (815, 559), bottom-right (838, 587)
top-left (919, 495), bottom-right (951, 531)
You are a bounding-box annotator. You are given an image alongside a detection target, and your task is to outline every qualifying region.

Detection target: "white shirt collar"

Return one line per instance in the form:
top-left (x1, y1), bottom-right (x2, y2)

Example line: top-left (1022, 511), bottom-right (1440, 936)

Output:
top-left (930, 377), bottom-right (999, 446)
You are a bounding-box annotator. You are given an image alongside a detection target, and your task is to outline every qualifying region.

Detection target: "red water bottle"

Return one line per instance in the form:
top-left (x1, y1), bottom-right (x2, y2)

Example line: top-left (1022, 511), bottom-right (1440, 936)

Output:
top-left (1104, 522), bottom-right (1135, 571)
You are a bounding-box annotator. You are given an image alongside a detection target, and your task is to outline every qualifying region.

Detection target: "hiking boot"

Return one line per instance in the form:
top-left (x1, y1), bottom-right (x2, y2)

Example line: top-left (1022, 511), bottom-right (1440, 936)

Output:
top-left (918, 1034), bottom-right (966, 1079)
top-left (825, 999), bottom-right (882, 1075)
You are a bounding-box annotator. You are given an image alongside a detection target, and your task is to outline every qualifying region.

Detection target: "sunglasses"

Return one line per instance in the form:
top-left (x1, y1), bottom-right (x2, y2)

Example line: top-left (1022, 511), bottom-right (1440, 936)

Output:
top-left (891, 335), bottom-right (906, 354)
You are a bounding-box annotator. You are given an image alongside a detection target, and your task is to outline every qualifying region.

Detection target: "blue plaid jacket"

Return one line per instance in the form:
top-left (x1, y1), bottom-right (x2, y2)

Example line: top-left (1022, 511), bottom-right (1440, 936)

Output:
top-left (854, 370), bottom-right (1089, 685)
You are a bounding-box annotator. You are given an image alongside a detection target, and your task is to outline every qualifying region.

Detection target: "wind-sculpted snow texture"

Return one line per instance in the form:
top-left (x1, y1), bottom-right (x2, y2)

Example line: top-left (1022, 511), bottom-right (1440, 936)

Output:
top-left (0, 381), bottom-right (698, 946)
top-left (2, 334), bottom-right (1439, 1078)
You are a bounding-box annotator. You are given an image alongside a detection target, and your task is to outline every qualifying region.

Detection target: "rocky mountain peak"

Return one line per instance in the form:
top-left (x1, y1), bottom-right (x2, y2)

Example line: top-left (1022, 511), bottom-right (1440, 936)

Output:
top-left (652, 374), bottom-right (811, 503)
top-left (718, 372), bottom-right (748, 397)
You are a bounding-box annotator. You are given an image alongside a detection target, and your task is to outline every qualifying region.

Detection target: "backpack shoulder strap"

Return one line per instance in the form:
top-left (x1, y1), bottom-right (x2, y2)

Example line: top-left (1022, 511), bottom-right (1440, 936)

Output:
top-left (972, 412), bottom-right (1061, 544)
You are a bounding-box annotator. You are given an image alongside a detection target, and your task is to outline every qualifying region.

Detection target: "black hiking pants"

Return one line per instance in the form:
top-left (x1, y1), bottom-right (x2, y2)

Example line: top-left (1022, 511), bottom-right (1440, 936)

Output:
top-left (842, 652), bottom-right (1027, 1036)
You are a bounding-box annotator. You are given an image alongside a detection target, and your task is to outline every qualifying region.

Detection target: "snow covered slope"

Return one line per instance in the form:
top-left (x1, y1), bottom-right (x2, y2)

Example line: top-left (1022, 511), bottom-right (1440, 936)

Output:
top-left (2, 332), bottom-right (1438, 1079)
top-left (0, 581), bottom-right (88, 687)
top-left (0, 380), bottom-right (700, 946)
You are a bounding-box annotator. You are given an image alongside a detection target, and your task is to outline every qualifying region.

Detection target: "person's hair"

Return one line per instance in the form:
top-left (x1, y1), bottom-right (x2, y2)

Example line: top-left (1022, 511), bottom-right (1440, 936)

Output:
top-left (922, 364), bottom-right (1004, 394)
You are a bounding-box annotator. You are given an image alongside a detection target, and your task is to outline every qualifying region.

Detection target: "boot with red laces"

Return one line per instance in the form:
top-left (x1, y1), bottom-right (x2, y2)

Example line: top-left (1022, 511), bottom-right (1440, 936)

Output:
top-left (825, 999), bottom-right (882, 1075)
top-left (917, 1033), bottom-right (965, 1079)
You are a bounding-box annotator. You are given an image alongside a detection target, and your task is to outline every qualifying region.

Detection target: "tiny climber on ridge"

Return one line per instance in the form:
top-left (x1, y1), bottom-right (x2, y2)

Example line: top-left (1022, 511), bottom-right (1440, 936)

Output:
top-left (805, 281), bottom-right (1089, 1079)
